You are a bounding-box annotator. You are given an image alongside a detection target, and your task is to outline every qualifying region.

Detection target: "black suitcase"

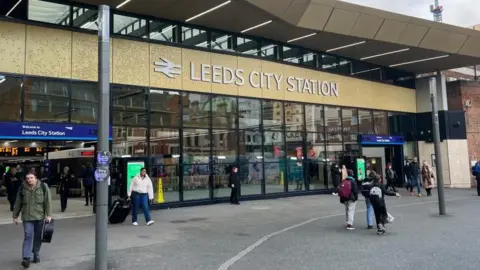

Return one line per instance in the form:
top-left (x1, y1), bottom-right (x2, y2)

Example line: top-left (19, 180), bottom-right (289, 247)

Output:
top-left (109, 199), bottom-right (131, 224)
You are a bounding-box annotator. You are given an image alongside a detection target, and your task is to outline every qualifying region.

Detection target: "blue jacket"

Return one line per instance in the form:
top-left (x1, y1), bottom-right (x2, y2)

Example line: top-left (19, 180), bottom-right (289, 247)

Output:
top-left (83, 168), bottom-right (94, 187)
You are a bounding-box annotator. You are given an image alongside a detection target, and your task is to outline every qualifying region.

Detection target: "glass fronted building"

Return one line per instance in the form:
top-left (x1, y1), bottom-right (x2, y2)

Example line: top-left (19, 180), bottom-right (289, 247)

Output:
top-left (0, 0), bottom-right (478, 206)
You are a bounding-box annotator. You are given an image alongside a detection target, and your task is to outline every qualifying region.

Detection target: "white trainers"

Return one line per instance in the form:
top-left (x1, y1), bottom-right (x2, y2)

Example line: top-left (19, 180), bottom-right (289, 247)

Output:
top-left (132, 222), bottom-right (138, 226)
top-left (146, 220), bottom-right (155, 226)
top-left (332, 192), bottom-right (338, 196)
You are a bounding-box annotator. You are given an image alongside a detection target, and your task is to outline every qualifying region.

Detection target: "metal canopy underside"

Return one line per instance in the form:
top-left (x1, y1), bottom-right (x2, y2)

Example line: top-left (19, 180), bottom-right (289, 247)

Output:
top-left (62, 0), bottom-right (480, 73)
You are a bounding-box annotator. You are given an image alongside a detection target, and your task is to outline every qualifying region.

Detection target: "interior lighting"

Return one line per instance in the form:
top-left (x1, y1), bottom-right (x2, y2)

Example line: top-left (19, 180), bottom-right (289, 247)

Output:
top-left (287, 33), bottom-right (317, 43)
top-left (240, 20), bottom-right (272, 33)
top-left (185, 0), bottom-right (231, 22)
top-left (116, 0), bottom-right (131, 9)
top-left (326, 41), bottom-right (366, 52)
top-left (389, 55), bottom-right (449, 67)
top-left (360, 48), bottom-right (410, 60)
top-left (6, 0), bottom-right (22, 16)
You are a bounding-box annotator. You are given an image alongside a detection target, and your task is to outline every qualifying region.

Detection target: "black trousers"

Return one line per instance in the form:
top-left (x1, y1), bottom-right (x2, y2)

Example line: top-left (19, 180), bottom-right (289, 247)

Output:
top-left (7, 193), bottom-right (16, 211)
top-left (60, 193), bottom-right (68, 211)
top-left (85, 185), bottom-right (93, 205)
top-left (426, 188), bottom-right (432, 196)
top-left (230, 187), bottom-right (239, 204)
top-left (370, 196), bottom-right (387, 227)
top-left (477, 180), bottom-right (480, 196)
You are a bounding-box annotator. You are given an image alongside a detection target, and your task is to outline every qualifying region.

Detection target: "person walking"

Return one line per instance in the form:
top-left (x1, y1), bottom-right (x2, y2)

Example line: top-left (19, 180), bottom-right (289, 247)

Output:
top-left (58, 166), bottom-right (73, 212)
top-left (421, 161), bottom-right (435, 196)
top-left (229, 166), bottom-right (240, 205)
top-left (5, 167), bottom-right (21, 211)
top-left (367, 174), bottom-right (400, 235)
top-left (338, 169), bottom-right (358, 230)
top-left (127, 168), bottom-right (154, 226)
top-left (472, 161), bottom-right (480, 196)
top-left (385, 163), bottom-right (397, 192)
top-left (330, 163), bottom-right (341, 196)
top-left (361, 171), bottom-right (377, 229)
top-left (408, 157), bottom-right (422, 196)
top-left (82, 163), bottom-right (94, 206)
top-left (13, 172), bottom-right (52, 269)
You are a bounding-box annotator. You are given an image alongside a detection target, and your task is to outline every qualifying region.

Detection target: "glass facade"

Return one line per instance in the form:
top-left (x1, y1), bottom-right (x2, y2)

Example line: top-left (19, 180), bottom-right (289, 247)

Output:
top-left (9, 0), bottom-right (416, 89)
top-left (0, 72), bottom-right (414, 204)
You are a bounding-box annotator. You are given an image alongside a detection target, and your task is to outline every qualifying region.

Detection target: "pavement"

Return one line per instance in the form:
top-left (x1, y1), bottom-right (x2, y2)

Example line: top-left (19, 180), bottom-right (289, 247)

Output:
top-left (0, 188), bottom-right (479, 270)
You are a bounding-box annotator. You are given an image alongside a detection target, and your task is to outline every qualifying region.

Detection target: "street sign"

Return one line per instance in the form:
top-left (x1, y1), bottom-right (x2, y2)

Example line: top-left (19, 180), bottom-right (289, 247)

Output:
top-left (97, 151), bottom-right (112, 166)
top-left (95, 167), bottom-right (110, 182)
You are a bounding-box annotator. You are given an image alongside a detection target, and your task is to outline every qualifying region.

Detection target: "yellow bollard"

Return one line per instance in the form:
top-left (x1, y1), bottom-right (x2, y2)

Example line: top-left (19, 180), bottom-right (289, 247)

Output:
top-left (280, 171), bottom-right (284, 186)
top-left (156, 178), bottom-right (165, 203)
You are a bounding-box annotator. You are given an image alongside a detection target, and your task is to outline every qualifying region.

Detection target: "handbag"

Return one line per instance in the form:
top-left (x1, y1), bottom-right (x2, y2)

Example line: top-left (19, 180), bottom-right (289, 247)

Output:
top-left (41, 219), bottom-right (55, 243)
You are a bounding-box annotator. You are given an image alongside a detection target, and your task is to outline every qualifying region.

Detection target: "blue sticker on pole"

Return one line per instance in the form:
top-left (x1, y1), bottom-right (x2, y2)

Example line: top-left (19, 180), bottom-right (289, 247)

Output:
top-left (97, 151), bottom-right (112, 166)
top-left (95, 167), bottom-right (110, 182)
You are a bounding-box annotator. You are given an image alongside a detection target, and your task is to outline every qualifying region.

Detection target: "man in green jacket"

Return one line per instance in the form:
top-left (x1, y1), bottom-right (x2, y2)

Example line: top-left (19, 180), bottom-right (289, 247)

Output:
top-left (13, 172), bottom-right (52, 269)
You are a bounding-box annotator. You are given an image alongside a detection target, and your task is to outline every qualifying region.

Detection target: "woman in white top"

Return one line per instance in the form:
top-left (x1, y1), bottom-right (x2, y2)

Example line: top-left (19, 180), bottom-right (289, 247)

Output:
top-left (127, 168), bottom-right (155, 226)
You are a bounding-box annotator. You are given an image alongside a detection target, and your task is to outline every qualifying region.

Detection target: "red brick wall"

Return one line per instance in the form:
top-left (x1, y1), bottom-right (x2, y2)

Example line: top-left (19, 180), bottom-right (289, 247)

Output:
top-left (447, 81), bottom-right (480, 187)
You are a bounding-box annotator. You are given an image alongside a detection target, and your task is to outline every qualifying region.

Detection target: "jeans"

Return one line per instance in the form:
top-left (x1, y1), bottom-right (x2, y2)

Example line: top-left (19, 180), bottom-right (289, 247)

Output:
top-left (22, 220), bottom-right (43, 260)
top-left (409, 176), bottom-right (421, 194)
top-left (365, 198), bottom-right (374, 226)
top-left (344, 201), bottom-right (356, 226)
top-left (131, 193), bottom-right (151, 223)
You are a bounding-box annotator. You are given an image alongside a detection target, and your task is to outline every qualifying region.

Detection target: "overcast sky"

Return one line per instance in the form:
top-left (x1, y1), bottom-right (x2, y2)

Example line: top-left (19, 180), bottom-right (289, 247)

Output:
top-left (341, 0), bottom-right (480, 28)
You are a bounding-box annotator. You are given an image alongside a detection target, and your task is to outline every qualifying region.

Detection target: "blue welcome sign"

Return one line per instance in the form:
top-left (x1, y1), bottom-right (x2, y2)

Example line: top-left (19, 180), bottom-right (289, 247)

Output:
top-left (0, 122), bottom-right (113, 141)
top-left (358, 135), bottom-right (405, 145)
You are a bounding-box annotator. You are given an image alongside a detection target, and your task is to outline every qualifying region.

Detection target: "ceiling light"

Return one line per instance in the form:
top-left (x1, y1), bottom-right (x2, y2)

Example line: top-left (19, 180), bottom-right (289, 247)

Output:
top-left (351, 68), bottom-right (381, 75)
top-left (6, 0), bottom-right (22, 16)
top-left (185, 0), bottom-right (231, 22)
top-left (389, 55), bottom-right (449, 67)
top-left (326, 41), bottom-right (366, 52)
top-left (361, 48), bottom-right (410, 60)
top-left (241, 20), bottom-right (272, 33)
top-left (116, 0), bottom-right (131, 9)
top-left (81, 21), bottom-right (95, 29)
top-left (287, 33), bottom-right (317, 43)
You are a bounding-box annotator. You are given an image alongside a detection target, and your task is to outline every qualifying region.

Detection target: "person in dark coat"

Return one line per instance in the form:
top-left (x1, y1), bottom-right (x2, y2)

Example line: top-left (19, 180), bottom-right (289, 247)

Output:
top-left (82, 163), bottom-right (95, 206)
top-left (330, 163), bottom-right (342, 195)
top-left (408, 157), bottom-right (422, 196)
top-left (59, 166), bottom-right (74, 212)
top-left (5, 167), bottom-right (21, 211)
top-left (228, 166), bottom-right (240, 205)
top-left (385, 163), bottom-right (397, 192)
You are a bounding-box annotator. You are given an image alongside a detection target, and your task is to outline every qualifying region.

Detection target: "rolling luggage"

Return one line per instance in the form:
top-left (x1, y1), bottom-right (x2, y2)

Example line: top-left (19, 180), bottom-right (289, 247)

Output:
top-left (109, 199), bottom-right (131, 224)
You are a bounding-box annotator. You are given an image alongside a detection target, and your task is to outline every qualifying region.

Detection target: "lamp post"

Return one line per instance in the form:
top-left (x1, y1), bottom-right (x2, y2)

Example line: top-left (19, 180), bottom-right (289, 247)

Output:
top-left (429, 77), bottom-right (446, 215)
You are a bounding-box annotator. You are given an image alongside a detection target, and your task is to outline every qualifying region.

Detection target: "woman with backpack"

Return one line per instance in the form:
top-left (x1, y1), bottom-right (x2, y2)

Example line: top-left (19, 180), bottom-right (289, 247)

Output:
top-left (338, 169), bottom-right (358, 230)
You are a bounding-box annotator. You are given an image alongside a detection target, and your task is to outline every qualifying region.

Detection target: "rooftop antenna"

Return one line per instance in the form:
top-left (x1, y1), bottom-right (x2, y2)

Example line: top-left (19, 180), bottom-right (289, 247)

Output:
top-left (430, 0), bottom-right (444, 22)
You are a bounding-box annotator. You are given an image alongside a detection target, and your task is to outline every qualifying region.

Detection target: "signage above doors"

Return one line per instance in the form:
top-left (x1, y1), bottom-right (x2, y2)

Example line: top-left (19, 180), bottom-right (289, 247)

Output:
top-left (358, 135), bottom-right (405, 145)
top-left (0, 122), bottom-right (113, 141)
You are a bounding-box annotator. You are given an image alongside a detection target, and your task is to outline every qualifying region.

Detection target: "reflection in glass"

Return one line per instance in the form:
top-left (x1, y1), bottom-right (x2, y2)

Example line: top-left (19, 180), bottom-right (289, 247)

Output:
top-left (306, 136), bottom-right (327, 190)
top-left (72, 6), bottom-right (98, 30)
top-left (358, 110), bottom-right (374, 134)
top-left (211, 32), bottom-right (233, 51)
top-left (324, 106), bottom-right (341, 133)
top-left (24, 78), bottom-right (69, 122)
top-left (150, 89), bottom-right (181, 127)
top-left (283, 46), bottom-right (301, 64)
top-left (374, 111), bottom-right (388, 134)
top-left (306, 161), bottom-right (327, 190)
top-left (71, 82), bottom-right (98, 124)
top-left (238, 162), bottom-right (262, 195)
top-left (287, 160), bottom-right (305, 191)
top-left (239, 130), bottom-right (263, 162)
top-left (238, 98), bottom-right (261, 129)
top-left (212, 130), bottom-right (237, 163)
top-left (111, 86), bottom-right (147, 126)
top-left (265, 162), bottom-right (286, 194)
top-left (260, 42), bottom-right (278, 59)
top-left (263, 100), bottom-right (283, 130)
top-left (112, 127), bottom-right (148, 157)
top-left (212, 96), bottom-right (236, 129)
top-left (150, 128), bottom-right (180, 162)
top-left (149, 21), bottom-right (176, 42)
top-left (305, 104), bottom-right (324, 132)
top-left (113, 14), bottom-right (147, 38)
top-left (0, 75), bottom-right (22, 121)
top-left (183, 129), bottom-right (210, 164)
top-left (338, 58), bottom-right (352, 75)
top-left (342, 108), bottom-right (358, 134)
top-left (321, 54), bottom-right (338, 72)
top-left (28, 0), bottom-right (70, 26)
top-left (183, 92), bottom-right (211, 128)
top-left (182, 26), bottom-right (208, 47)
top-left (263, 131), bottom-right (285, 161)
top-left (213, 163), bottom-right (234, 198)
top-left (150, 165), bottom-right (180, 202)
top-left (183, 164), bottom-right (210, 201)
top-left (237, 37), bottom-right (259, 55)
top-left (284, 102), bottom-right (304, 131)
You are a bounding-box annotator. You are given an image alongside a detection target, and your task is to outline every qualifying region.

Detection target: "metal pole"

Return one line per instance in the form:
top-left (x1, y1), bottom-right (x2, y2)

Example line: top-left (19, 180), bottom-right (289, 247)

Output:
top-left (96, 5), bottom-right (110, 270)
top-left (429, 77), bottom-right (446, 215)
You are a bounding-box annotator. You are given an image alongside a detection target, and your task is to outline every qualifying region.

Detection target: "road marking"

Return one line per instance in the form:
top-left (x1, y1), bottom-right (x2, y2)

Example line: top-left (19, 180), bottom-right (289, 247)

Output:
top-left (217, 198), bottom-right (465, 270)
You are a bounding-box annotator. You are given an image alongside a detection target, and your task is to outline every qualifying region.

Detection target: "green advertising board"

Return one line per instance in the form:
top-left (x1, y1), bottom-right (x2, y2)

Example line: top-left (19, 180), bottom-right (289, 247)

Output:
top-left (356, 158), bottom-right (366, 181)
top-left (127, 161), bottom-right (145, 190)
